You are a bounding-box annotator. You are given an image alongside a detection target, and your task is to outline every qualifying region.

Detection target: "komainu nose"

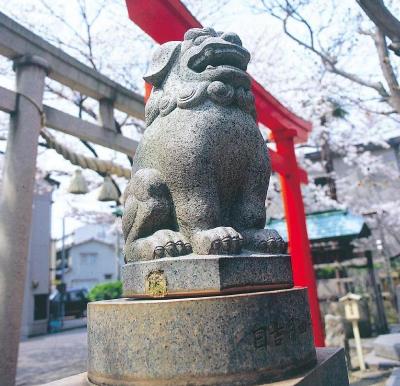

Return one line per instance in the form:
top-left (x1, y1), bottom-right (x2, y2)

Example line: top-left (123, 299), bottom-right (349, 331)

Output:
top-left (221, 32), bottom-right (242, 46)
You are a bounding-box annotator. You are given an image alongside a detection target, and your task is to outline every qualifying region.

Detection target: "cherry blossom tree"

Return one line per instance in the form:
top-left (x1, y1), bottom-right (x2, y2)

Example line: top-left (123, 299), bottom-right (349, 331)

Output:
top-left (249, 0), bottom-right (400, 256)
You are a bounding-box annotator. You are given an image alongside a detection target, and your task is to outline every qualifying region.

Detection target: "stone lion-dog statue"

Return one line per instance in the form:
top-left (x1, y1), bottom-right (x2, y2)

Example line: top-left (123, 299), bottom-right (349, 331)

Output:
top-left (122, 27), bottom-right (284, 262)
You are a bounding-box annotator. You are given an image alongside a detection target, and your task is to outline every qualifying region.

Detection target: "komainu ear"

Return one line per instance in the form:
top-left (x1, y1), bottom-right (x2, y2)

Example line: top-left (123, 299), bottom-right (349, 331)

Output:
top-left (143, 41), bottom-right (181, 87)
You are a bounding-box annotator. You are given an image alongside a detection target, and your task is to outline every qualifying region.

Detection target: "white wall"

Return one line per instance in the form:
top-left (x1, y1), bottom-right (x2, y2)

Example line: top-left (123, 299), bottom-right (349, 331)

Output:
top-left (74, 224), bottom-right (112, 244)
top-left (21, 192), bottom-right (52, 338)
top-left (64, 240), bottom-right (117, 290)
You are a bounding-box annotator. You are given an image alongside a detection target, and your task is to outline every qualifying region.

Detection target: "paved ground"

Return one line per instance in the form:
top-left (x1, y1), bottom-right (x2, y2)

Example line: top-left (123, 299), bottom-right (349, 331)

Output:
top-left (349, 372), bottom-right (390, 386)
top-left (15, 327), bottom-right (393, 386)
top-left (16, 328), bottom-right (87, 386)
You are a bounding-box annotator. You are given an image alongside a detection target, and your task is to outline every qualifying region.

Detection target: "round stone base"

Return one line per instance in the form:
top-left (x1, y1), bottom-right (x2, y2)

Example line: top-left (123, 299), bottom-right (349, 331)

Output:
top-left (87, 288), bottom-right (316, 386)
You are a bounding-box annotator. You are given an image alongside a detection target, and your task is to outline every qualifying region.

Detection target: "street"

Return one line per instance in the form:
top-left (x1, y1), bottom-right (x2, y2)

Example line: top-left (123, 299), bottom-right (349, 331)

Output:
top-left (16, 328), bottom-right (87, 386)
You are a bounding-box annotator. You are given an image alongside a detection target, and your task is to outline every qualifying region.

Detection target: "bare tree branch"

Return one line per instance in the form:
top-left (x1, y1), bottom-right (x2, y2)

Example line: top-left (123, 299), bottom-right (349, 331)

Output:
top-left (357, 0), bottom-right (400, 55)
top-left (77, 0), bottom-right (99, 70)
top-left (326, 64), bottom-right (389, 98)
top-left (76, 94), bottom-right (99, 158)
top-left (42, 0), bottom-right (134, 172)
top-left (39, 0), bottom-right (87, 47)
top-left (45, 83), bottom-right (97, 119)
top-left (257, 0), bottom-right (394, 110)
top-left (374, 29), bottom-right (400, 112)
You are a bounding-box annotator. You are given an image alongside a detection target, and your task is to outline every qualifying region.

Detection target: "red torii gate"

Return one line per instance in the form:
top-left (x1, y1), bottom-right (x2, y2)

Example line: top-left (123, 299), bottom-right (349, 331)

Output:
top-left (125, 0), bottom-right (324, 347)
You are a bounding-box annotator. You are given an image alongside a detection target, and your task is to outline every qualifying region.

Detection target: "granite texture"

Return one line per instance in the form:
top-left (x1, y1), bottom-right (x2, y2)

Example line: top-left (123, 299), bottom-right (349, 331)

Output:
top-left (262, 348), bottom-right (349, 386)
top-left (365, 350), bottom-right (400, 369)
top-left (41, 348), bottom-right (349, 386)
top-left (122, 27), bottom-right (284, 262)
top-left (121, 253), bottom-right (293, 298)
top-left (373, 333), bottom-right (400, 361)
top-left (386, 368), bottom-right (400, 386)
top-left (87, 289), bottom-right (316, 386)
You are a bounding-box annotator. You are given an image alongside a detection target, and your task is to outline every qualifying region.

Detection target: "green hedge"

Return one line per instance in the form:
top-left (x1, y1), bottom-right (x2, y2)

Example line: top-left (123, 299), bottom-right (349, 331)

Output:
top-left (315, 266), bottom-right (336, 279)
top-left (88, 280), bottom-right (122, 301)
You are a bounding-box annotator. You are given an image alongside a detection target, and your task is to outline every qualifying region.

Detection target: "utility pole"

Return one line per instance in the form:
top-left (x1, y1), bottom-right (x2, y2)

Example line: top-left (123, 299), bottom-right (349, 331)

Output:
top-left (366, 211), bottom-right (397, 312)
top-left (60, 216), bottom-right (67, 326)
top-left (112, 209), bottom-right (123, 280)
top-left (115, 227), bottom-right (121, 281)
top-left (379, 214), bottom-right (395, 304)
top-left (366, 250), bottom-right (388, 333)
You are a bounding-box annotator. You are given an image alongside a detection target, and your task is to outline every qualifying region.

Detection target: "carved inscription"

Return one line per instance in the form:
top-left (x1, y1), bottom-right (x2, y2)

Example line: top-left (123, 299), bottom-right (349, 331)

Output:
top-left (254, 328), bottom-right (267, 349)
top-left (253, 318), bottom-right (308, 349)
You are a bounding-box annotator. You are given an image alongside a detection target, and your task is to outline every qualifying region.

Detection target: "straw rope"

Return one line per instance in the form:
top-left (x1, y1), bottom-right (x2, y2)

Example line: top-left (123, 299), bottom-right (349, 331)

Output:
top-left (40, 129), bottom-right (131, 179)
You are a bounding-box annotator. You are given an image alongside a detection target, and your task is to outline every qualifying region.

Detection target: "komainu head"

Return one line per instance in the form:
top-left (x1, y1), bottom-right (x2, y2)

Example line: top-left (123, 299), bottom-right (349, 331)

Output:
top-left (144, 27), bottom-right (256, 125)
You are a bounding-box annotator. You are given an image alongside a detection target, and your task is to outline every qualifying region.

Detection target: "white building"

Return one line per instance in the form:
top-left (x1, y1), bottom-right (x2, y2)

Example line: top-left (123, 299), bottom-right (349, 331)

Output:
top-left (21, 191), bottom-right (52, 338)
top-left (56, 224), bottom-right (123, 291)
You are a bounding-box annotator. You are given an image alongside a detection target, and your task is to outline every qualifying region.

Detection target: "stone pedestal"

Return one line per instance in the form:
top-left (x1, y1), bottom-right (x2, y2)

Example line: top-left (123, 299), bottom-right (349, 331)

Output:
top-left (43, 348), bottom-right (348, 386)
top-left (87, 289), bottom-right (316, 386)
top-left (122, 253), bottom-right (293, 298)
top-left (373, 333), bottom-right (400, 361)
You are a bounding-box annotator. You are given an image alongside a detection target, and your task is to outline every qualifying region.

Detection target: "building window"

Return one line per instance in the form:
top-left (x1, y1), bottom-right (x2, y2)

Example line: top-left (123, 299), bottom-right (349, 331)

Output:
top-left (34, 294), bottom-right (48, 320)
top-left (104, 274), bottom-right (112, 280)
top-left (80, 252), bottom-right (98, 266)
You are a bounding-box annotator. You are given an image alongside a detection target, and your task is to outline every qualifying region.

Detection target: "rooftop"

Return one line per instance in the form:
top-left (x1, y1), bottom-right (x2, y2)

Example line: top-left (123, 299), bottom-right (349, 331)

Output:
top-left (268, 209), bottom-right (370, 242)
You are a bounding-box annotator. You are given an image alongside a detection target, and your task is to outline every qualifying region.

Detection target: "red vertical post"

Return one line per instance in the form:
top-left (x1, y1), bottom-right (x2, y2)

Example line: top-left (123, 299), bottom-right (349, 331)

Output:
top-left (273, 129), bottom-right (325, 347)
top-left (144, 81), bottom-right (152, 103)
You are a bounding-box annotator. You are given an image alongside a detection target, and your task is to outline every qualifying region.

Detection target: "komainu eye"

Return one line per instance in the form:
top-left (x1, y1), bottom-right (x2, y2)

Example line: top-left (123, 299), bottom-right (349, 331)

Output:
top-left (193, 35), bottom-right (208, 46)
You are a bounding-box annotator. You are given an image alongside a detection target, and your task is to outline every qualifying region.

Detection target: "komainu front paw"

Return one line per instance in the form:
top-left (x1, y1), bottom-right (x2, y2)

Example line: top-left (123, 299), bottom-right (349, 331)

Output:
top-left (192, 227), bottom-right (243, 255)
top-left (242, 228), bottom-right (286, 254)
top-left (125, 230), bottom-right (192, 262)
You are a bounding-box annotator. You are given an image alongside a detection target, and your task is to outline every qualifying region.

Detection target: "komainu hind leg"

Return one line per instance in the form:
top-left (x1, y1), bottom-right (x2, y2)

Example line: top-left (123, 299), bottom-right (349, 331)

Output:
top-left (122, 169), bottom-right (191, 262)
top-left (232, 144), bottom-right (286, 254)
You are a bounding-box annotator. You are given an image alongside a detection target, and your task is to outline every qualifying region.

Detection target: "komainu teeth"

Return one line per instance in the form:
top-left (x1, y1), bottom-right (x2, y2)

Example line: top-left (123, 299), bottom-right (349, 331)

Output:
top-left (190, 47), bottom-right (248, 72)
